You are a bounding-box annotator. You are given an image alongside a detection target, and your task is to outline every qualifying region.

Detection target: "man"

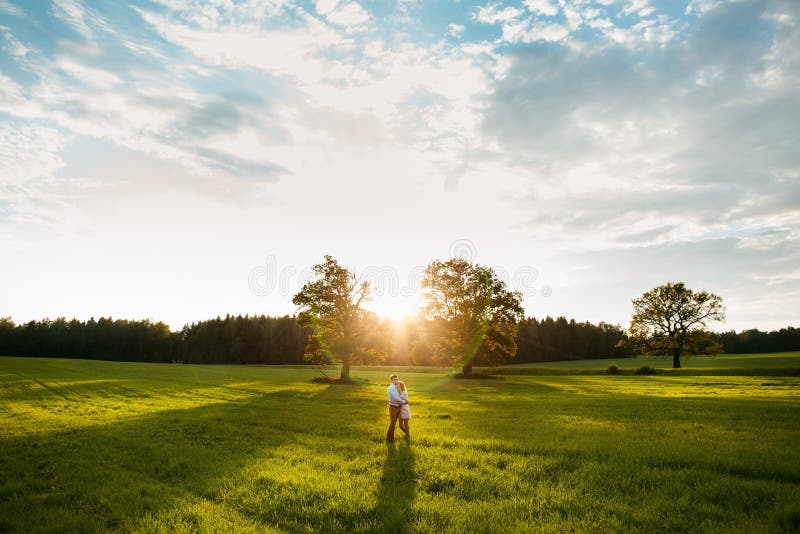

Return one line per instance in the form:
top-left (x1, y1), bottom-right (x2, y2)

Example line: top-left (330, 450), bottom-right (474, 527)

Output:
top-left (386, 374), bottom-right (408, 442)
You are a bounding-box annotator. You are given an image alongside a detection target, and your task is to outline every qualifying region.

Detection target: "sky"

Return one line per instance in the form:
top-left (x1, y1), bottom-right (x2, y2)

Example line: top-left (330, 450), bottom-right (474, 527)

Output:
top-left (0, 0), bottom-right (798, 332)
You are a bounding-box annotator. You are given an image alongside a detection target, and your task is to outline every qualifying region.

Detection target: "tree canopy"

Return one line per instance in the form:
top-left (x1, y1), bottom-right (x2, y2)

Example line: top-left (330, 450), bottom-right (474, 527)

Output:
top-left (629, 282), bottom-right (725, 368)
top-left (292, 255), bottom-right (388, 378)
top-left (419, 258), bottom-right (524, 376)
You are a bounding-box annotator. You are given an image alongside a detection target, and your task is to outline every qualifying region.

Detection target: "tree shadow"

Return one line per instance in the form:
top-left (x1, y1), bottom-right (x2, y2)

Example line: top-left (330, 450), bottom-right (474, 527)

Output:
top-left (0, 387), bottom-right (343, 532)
top-left (374, 442), bottom-right (416, 533)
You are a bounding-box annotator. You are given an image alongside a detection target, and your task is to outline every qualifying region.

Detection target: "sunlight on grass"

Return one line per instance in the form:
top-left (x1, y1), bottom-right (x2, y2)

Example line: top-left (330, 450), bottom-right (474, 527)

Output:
top-left (1, 356), bottom-right (799, 532)
top-left (518, 375), bottom-right (800, 399)
top-left (503, 351), bottom-right (800, 371)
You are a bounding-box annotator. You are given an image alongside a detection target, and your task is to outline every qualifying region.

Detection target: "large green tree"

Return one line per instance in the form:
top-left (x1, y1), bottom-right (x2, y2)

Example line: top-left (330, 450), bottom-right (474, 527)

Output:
top-left (629, 282), bottom-right (725, 368)
top-left (292, 255), bottom-right (388, 378)
top-left (419, 258), bottom-right (524, 377)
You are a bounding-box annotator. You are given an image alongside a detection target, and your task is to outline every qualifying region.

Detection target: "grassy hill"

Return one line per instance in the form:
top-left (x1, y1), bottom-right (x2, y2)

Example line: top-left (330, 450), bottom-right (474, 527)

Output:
top-left (1, 355), bottom-right (799, 532)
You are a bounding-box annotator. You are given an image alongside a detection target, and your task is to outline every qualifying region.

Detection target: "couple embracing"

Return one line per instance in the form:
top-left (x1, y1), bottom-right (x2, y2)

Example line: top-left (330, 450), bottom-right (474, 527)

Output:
top-left (386, 374), bottom-right (411, 442)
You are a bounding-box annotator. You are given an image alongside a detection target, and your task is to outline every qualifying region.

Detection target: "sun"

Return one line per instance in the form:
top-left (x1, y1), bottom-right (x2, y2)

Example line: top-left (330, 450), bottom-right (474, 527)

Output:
top-left (366, 294), bottom-right (420, 322)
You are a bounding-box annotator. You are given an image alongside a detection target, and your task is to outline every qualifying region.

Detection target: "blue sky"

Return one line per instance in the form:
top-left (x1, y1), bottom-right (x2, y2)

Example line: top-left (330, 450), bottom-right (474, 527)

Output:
top-left (1, 0), bottom-right (798, 331)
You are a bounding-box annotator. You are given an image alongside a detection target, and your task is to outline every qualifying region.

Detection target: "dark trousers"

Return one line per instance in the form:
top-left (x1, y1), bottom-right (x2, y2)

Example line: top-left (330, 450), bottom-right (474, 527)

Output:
top-left (399, 417), bottom-right (410, 437)
top-left (386, 405), bottom-right (401, 441)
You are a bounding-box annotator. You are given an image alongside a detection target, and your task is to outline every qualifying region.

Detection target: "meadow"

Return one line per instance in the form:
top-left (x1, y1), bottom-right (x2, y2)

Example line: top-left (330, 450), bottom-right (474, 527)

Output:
top-left (1, 354), bottom-right (799, 533)
top-left (497, 352), bottom-right (800, 371)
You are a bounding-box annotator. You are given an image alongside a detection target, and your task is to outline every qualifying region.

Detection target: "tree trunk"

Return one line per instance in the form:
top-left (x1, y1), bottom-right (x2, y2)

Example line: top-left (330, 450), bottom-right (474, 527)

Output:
top-left (341, 358), bottom-right (350, 379)
top-left (672, 352), bottom-right (681, 369)
top-left (462, 362), bottom-right (473, 377)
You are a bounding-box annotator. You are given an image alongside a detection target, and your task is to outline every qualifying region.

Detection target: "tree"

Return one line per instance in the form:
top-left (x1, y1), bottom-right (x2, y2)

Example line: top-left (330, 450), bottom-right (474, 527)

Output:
top-left (419, 258), bottom-right (524, 376)
top-left (629, 282), bottom-right (725, 368)
top-left (292, 255), bottom-right (388, 378)
top-left (0, 317), bottom-right (16, 355)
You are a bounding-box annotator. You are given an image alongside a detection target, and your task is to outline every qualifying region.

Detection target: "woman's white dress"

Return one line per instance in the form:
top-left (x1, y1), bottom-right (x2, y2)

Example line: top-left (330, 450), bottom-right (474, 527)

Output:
top-left (399, 391), bottom-right (411, 419)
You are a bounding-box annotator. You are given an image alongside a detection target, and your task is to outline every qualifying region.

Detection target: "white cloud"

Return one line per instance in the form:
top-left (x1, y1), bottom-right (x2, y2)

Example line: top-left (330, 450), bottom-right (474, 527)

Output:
top-left (500, 19), bottom-right (527, 42)
top-left (0, 1), bottom-right (23, 17)
top-left (604, 25), bottom-right (635, 44)
top-left (187, 5), bottom-right (222, 30)
top-left (2, 29), bottom-right (28, 57)
top-left (583, 7), bottom-right (601, 19)
top-left (460, 41), bottom-right (496, 56)
top-left (503, 19), bottom-right (569, 43)
top-left (149, 0), bottom-right (289, 20)
top-left (0, 119), bottom-right (86, 244)
top-left (0, 121), bottom-right (68, 187)
top-left (587, 15), bottom-right (677, 47)
top-left (621, 0), bottom-right (650, 17)
top-left (685, 0), bottom-right (723, 15)
top-left (56, 58), bottom-right (122, 89)
top-left (588, 17), bottom-right (614, 31)
top-left (563, 5), bottom-right (583, 30)
top-left (448, 23), bottom-right (465, 37)
top-left (51, 0), bottom-right (92, 39)
top-left (0, 72), bottom-right (48, 120)
top-left (325, 2), bottom-right (371, 32)
top-left (642, 21), bottom-right (676, 44)
top-left (315, 0), bottom-right (339, 15)
top-left (524, 0), bottom-right (559, 17)
top-left (137, 8), bottom-right (349, 82)
top-left (474, 3), bottom-right (523, 24)
top-left (535, 22), bottom-right (570, 42)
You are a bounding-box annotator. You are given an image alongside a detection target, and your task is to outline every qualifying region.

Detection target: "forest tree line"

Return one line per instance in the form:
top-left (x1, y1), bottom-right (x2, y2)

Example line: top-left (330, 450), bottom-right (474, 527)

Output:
top-left (0, 315), bottom-right (798, 365)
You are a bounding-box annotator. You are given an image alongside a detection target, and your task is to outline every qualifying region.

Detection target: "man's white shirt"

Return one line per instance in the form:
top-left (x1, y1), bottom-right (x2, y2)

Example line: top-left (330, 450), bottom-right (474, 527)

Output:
top-left (387, 384), bottom-right (404, 406)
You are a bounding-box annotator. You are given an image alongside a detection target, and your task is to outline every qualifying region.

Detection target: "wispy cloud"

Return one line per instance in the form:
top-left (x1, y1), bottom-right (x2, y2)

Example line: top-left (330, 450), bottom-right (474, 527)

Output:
top-left (0, 119), bottom-right (68, 187)
top-left (0, 0), bottom-right (24, 17)
top-left (447, 24), bottom-right (463, 38)
top-left (474, 3), bottom-right (523, 24)
top-left (50, 0), bottom-right (92, 39)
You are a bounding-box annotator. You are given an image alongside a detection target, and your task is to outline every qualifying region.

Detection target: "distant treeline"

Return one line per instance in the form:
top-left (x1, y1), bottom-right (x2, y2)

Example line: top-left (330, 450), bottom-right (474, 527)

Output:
top-left (0, 315), bottom-right (307, 365)
top-left (178, 315), bottom-right (307, 364)
top-left (515, 317), bottom-right (634, 362)
top-left (712, 327), bottom-right (800, 355)
top-left (0, 317), bottom-right (176, 362)
top-left (1, 315), bottom-right (798, 365)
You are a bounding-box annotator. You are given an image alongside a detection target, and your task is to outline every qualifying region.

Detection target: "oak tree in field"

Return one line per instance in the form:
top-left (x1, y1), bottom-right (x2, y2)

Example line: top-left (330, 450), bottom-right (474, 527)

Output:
top-left (419, 258), bottom-right (524, 377)
top-left (629, 282), bottom-right (725, 368)
top-left (292, 255), bottom-right (388, 378)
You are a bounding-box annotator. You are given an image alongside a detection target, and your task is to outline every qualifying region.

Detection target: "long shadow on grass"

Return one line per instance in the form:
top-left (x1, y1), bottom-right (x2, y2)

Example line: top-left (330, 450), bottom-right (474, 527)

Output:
top-left (0, 386), bottom-right (348, 532)
top-left (374, 442), bottom-right (416, 533)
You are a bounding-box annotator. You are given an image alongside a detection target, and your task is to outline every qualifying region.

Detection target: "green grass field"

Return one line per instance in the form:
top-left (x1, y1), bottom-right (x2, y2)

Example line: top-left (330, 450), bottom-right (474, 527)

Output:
top-left (490, 352), bottom-right (800, 376)
top-left (496, 352), bottom-right (800, 371)
top-left (2, 355), bottom-right (800, 533)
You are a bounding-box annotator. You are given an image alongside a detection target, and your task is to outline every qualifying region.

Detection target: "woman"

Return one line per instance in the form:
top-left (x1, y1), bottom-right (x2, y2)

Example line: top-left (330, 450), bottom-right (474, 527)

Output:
top-left (397, 380), bottom-right (411, 439)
